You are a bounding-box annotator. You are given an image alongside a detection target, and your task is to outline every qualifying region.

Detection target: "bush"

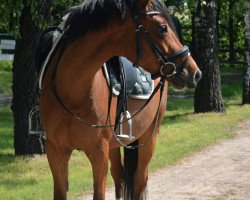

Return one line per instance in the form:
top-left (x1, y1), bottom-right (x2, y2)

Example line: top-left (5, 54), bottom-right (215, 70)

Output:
top-left (0, 61), bottom-right (13, 72)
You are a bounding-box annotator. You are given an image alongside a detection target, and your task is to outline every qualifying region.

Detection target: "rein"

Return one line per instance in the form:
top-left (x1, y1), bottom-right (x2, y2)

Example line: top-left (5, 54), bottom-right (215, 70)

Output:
top-left (50, 5), bottom-right (190, 149)
top-left (52, 70), bottom-right (165, 129)
top-left (51, 46), bottom-right (165, 149)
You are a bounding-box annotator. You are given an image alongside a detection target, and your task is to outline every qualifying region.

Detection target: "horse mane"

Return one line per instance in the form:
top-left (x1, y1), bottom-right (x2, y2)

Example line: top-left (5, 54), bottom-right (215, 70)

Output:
top-left (64, 0), bottom-right (130, 40)
top-left (64, 0), bottom-right (176, 41)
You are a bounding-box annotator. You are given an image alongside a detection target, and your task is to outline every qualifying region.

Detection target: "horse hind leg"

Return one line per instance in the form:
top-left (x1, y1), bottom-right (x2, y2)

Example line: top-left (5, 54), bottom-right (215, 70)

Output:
top-left (46, 140), bottom-right (72, 200)
top-left (109, 148), bottom-right (124, 200)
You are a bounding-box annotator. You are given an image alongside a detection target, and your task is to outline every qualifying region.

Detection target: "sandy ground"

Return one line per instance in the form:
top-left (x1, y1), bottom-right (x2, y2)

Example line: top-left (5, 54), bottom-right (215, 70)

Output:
top-left (80, 120), bottom-right (250, 200)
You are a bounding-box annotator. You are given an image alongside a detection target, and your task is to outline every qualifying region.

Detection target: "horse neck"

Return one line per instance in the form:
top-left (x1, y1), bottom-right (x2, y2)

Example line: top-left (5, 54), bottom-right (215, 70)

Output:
top-left (54, 28), bottom-right (125, 106)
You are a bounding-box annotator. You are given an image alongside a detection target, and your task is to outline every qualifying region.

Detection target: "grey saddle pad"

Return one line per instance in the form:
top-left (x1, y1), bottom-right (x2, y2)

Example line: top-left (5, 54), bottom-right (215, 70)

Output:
top-left (103, 57), bottom-right (154, 99)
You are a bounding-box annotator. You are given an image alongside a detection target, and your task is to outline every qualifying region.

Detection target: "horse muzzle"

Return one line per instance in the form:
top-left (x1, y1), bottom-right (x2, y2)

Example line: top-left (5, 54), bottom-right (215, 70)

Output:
top-left (172, 68), bottom-right (202, 91)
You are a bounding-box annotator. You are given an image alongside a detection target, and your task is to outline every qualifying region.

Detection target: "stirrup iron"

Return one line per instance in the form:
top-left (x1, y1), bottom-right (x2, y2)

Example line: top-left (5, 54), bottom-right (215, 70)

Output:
top-left (117, 111), bottom-right (134, 141)
top-left (28, 106), bottom-right (44, 135)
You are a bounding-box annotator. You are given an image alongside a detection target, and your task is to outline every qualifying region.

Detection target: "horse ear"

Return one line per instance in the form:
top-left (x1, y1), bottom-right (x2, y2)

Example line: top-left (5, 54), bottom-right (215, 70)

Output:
top-left (136, 0), bottom-right (152, 10)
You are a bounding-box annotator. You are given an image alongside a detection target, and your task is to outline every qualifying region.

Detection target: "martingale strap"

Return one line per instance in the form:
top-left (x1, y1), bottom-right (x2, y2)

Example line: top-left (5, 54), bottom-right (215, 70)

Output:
top-left (52, 73), bottom-right (165, 129)
top-left (49, 6), bottom-right (170, 149)
top-left (51, 50), bottom-right (165, 149)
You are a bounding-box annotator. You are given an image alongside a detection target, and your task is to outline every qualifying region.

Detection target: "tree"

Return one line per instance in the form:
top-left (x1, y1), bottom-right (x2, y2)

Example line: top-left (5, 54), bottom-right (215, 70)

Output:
top-left (6, 0), bottom-right (82, 155)
top-left (0, 0), bottom-right (82, 155)
top-left (243, 2), bottom-right (250, 104)
top-left (218, 0), bottom-right (245, 63)
top-left (193, 0), bottom-right (225, 113)
top-left (12, 0), bottom-right (53, 155)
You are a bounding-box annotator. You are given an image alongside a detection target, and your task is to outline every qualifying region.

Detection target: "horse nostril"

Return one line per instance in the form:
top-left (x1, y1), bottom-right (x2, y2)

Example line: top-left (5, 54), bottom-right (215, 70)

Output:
top-left (194, 70), bottom-right (202, 85)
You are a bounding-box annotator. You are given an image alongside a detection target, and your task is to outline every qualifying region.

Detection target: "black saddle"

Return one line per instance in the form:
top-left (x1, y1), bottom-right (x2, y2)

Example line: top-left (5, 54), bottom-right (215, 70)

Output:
top-left (35, 26), bottom-right (60, 73)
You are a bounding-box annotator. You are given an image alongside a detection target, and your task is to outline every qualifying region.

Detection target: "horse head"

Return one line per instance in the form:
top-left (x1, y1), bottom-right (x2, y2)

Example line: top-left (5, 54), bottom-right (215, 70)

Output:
top-left (120, 0), bottom-right (202, 90)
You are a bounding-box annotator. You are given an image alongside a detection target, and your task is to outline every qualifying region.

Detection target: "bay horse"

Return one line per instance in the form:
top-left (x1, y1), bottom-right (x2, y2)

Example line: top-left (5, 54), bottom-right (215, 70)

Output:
top-left (39, 0), bottom-right (201, 199)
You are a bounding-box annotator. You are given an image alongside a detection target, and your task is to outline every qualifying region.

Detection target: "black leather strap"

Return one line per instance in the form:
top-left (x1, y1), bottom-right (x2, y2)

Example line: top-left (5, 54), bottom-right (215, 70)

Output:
top-left (131, 9), bottom-right (190, 80)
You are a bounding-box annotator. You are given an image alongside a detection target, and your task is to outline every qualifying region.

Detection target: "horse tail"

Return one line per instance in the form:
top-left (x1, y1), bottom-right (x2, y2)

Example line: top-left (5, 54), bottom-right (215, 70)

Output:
top-left (124, 140), bottom-right (138, 200)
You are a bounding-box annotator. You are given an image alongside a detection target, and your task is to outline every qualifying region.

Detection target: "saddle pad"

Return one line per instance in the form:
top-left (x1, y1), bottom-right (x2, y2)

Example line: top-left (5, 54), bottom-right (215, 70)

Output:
top-left (103, 57), bottom-right (154, 99)
top-left (38, 15), bottom-right (68, 89)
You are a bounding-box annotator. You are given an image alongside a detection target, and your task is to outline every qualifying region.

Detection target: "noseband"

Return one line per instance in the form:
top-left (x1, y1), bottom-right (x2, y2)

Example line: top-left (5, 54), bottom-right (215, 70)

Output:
top-left (131, 8), bottom-right (190, 79)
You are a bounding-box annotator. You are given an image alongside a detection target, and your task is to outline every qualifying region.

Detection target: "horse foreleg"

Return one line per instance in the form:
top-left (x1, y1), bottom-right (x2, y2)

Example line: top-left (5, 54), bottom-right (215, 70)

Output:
top-left (87, 138), bottom-right (109, 200)
top-left (133, 127), bottom-right (158, 200)
top-left (109, 148), bottom-right (124, 200)
top-left (46, 140), bottom-right (72, 200)
top-left (133, 89), bottom-right (167, 200)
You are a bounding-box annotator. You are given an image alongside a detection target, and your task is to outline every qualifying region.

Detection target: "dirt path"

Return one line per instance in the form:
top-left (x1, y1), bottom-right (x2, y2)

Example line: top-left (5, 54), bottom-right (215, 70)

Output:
top-left (80, 120), bottom-right (250, 200)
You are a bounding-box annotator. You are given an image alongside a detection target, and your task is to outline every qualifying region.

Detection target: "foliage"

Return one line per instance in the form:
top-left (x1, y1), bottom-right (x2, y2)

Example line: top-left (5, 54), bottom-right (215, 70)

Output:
top-left (164, 0), bottom-right (245, 59)
top-left (51, 0), bottom-right (83, 25)
top-left (219, 0), bottom-right (245, 47)
top-left (0, 0), bottom-right (246, 52)
top-left (0, 61), bottom-right (12, 72)
top-left (218, 0), bottom-right (245, 62)
top-left (0, 0), bottom-right (83, 36)
top-left (0, 61), bottom-right (12, 95)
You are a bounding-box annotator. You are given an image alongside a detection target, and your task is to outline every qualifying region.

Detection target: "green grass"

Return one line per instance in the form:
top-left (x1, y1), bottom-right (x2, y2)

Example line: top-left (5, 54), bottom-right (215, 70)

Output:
top-left (0, 106), bottom-right (112, 200)
top-left (1, 102), bottom-right (250, 199)
top-left (0, 64), bottom-right (250, 199)
top-left (150, 103), bottom-right (250, 171)
top-left (0, 61), bottom-right (12, 95)
top-left (0, 107), bottom-right (13, 155)
top-left (0, 105), bottom-right (112, 200)
top-left (0, 107), bottom-right (94, 199)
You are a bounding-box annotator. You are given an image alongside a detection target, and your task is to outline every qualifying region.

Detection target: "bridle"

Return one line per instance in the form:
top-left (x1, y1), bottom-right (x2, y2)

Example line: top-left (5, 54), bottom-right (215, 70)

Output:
top-left (130, 7), bottom-right (190, 80)
top-left (50, 4), bottom-right (191, 149)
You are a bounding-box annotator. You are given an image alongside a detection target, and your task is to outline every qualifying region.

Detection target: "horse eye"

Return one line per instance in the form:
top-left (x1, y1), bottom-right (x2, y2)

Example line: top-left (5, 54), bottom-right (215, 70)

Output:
top-left (158, 24), bottom-right (168, 34)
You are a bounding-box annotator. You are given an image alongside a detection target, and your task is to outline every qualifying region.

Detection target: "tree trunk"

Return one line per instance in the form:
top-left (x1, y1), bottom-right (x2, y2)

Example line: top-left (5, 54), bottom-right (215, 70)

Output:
top-left (12, 1), bottom-right (52, 155)
top-left (217, 0), bottom-right (221, 36)
top-left (243, 2), bottom-right (250, 104)
top-left (193, 0), bottom-right (225, 113)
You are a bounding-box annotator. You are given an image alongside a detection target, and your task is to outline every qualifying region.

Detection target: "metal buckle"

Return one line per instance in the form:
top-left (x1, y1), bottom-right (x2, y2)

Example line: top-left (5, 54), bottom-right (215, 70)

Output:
top-left (160, 62), bottom-right (177, 78)
top-left (117, 111), bottom-right (134, 141)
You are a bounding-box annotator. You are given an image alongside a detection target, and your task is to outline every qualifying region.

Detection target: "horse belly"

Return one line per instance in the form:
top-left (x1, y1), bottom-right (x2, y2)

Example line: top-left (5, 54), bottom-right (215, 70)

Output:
top-left (108, 94), bottom-right (163, 148)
